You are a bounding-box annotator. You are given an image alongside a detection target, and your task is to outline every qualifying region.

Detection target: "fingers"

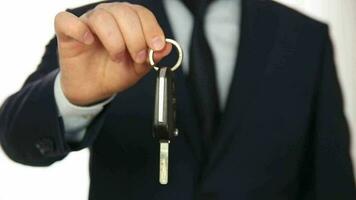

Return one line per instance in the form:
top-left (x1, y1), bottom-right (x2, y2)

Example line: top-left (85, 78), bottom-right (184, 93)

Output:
top-left (130, 4), bottom-right (166, 51)
top-left (82, 3), bottom-right (166, 64)
top-left (82, 8), bottom-right (126, 61)
top-left (55, 11), bottom-right (94, 45)
top-left (64, 1), bottom-right (172, 76)
top-left (98, 3), bottom-right (148, 64)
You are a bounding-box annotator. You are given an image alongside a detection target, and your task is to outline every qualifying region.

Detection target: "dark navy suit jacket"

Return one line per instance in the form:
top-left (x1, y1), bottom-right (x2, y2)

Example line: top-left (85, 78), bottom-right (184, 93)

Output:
top-left (1, 0), bottom-right (355, 199)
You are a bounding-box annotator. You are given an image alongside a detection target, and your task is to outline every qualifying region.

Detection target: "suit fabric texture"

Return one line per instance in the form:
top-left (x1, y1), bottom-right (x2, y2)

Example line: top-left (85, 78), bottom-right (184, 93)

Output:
top-left (0, 0), bottom-right (355, 199)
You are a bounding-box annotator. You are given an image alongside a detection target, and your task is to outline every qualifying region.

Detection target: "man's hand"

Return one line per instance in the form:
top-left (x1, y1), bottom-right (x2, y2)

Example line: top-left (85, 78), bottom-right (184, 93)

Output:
top-left (55, 2), bottom-right (172, 106)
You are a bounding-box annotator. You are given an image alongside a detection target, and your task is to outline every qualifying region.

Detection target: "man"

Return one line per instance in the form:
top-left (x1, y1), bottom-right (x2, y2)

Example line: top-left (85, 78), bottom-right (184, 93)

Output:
top-left (0, 0), bottom-right (355, 199)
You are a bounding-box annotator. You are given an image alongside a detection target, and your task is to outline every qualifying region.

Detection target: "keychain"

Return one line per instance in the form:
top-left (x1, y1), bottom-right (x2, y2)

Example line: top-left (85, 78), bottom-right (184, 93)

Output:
top-left (149, 39), bottom-right (183, 185)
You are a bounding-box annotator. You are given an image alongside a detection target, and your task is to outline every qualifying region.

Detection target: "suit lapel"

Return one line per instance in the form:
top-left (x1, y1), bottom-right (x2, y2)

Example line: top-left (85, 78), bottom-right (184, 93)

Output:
top-left (201, 0), bottom-right (280, 178)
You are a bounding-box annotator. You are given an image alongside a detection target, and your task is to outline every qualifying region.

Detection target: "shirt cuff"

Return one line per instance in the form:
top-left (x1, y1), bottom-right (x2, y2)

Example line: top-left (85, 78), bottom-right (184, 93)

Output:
top-left (54, 73), bottom-right (114, 118)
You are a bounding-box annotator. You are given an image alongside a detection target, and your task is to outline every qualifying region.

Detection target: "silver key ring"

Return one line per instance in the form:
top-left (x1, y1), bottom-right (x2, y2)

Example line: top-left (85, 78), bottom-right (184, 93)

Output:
top-left (149, 38), bottom-right (183, 72)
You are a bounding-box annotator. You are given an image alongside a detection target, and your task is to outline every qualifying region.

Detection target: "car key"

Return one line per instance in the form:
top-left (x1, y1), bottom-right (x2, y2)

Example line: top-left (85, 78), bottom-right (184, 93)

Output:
top-left (154, 67), bottom-right (177, 184)
top-left (149, 39), bottom-right (183, 185)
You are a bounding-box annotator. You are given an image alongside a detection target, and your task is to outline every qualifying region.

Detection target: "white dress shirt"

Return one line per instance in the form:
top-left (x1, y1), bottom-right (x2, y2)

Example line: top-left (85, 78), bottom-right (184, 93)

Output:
top-left (54, 0), bottom-right (241, 142)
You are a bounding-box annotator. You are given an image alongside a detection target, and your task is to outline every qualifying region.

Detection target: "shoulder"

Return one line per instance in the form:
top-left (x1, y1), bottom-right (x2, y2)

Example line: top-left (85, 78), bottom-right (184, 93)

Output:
top-left (262, 1), bottom-right (328, 33)
top-left (262, 0), bottom-right (329, 45)
top-left (66, 1), bottom-right (103, 17)
top-left (66, 0), bottom-right (116, 17)
top-left (65, 0), bottom-right (150, 17)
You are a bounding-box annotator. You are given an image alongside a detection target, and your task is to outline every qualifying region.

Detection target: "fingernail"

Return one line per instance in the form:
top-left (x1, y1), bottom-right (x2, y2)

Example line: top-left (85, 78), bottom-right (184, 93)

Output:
top-left (151, 36), bottom-right (165, 51)
top-left (83, 31), bottom-right (94, 45)
top-left (136, 49), bottom-right (147, 63)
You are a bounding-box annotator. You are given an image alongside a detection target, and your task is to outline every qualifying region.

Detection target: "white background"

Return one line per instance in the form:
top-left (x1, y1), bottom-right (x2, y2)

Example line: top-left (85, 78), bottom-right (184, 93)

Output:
top-left (0, 0), bottom-right (355, 199)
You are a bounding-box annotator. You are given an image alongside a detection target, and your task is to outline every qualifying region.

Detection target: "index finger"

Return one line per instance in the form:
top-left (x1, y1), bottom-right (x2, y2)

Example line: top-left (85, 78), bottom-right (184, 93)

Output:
top-left (130, 4), bottom-right (166, 51)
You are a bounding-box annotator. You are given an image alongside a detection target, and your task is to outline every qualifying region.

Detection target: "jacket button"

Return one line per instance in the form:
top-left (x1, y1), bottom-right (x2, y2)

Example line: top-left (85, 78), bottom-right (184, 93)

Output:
top-left (35, 138), bottom-right (55, 156)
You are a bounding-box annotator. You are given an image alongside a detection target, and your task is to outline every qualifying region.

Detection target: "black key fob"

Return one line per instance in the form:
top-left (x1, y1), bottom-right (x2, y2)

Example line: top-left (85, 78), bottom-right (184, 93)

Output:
top-left (153, 67), bottom-right (177, 141)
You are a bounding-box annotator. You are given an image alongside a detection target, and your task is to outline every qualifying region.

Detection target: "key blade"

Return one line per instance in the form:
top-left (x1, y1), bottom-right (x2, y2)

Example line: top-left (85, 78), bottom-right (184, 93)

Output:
top-left (159, 141), bottom-right (169, 185)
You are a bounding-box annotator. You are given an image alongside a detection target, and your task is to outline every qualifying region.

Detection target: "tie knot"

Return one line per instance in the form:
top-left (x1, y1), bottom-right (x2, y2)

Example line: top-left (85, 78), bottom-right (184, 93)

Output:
top-left (182, 0), bottom-right (214, 17)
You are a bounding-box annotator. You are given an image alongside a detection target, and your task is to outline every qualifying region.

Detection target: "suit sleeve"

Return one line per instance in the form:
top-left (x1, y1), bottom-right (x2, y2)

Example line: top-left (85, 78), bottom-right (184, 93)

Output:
top-left (301, 27), bottom-right (356, 199)
top-left (54, 72), bottom-right (114, 143)
top-left (0, 37), bottom-right (108, 166)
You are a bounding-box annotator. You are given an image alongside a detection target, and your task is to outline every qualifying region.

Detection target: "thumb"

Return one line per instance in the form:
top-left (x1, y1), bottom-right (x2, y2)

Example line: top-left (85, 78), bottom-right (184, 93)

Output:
top-left (133, 43), bottom-right (173, 76)
top-left (150, 43), bottom-right (173, 65)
